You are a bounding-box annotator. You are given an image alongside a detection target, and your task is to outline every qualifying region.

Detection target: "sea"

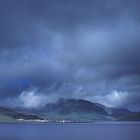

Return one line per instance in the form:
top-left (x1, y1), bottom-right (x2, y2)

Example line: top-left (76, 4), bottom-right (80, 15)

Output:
top-left (0, 122), bottom-right (140, 140)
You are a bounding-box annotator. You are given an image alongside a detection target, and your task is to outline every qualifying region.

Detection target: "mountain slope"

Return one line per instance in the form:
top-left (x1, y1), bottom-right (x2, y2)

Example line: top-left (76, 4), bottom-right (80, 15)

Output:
top-left (37, 99), bottom-right (111, 122)
top-left (0, 107), bottom-right (43, 122)
top-left (43, 98), bottom-right (107, 114)
top-left (36, 98), bottom-right (134, 122)
top-left (0, 98), bottom-right (139, 122)
top-left (117, 112), bottom-right (140, 121)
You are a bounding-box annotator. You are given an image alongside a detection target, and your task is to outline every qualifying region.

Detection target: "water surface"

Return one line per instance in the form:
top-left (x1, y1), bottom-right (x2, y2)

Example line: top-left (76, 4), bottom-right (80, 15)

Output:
top-left (0, 122), bottom-right (140, 140)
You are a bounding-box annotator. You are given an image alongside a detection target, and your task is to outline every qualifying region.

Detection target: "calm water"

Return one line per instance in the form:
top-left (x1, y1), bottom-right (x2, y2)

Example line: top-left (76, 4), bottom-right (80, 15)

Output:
top-left (0, 122), bottom-right (140, 140)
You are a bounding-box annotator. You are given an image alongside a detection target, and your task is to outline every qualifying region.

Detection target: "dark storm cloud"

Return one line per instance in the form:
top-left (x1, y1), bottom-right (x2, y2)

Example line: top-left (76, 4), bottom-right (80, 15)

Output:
top-left (0, 0), bottom-right (140, 110)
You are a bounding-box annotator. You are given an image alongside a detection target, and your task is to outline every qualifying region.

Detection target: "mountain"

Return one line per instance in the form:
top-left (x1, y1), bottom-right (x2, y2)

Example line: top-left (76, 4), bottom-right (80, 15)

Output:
top-left (0, 98), bottom-right (139, 122)
top-left (0, 107), bottom-right (43, 122)
top-left (35, 98), bottom-right (137, 122)
top-left (35, 98), bottom-right (110, 122)
top-left (42, 98), bottom-right (107, 114)
top-left (117, 112), bottom-right (140, 121)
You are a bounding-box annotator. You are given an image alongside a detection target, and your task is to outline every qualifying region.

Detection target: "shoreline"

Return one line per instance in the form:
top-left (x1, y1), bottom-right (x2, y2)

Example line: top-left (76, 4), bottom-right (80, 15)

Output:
top-left (0, 120), bottom-right (140, 125)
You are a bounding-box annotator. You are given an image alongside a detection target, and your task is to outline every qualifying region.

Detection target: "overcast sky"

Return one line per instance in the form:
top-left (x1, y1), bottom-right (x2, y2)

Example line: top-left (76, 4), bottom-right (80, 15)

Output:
top-left (0, 0), bottom-right (140, 110)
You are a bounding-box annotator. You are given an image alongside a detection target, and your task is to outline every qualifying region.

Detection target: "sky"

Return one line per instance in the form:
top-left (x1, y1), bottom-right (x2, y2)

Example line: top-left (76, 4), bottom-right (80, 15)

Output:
top-left (0, 0), bottom-right (140, 111)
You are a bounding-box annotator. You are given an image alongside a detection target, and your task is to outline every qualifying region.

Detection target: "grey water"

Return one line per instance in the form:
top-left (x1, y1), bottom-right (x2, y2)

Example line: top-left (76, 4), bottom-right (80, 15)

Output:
top-left (0, 122), bottom-right (140, 140)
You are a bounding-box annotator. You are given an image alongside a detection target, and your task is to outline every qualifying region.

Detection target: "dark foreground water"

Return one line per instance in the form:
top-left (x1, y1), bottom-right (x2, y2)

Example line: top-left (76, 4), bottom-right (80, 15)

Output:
top-left (0, 122), bottom-right (140, 140)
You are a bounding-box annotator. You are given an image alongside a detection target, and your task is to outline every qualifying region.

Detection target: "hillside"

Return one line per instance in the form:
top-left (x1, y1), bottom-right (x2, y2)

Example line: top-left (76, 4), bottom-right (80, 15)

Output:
top-left (0, 99), bottom-right (139, 122)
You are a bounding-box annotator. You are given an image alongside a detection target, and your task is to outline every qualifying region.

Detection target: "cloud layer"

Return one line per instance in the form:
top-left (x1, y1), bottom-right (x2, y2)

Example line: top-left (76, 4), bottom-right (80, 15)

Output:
top-left (0, 0), bottom-right (140, 110)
